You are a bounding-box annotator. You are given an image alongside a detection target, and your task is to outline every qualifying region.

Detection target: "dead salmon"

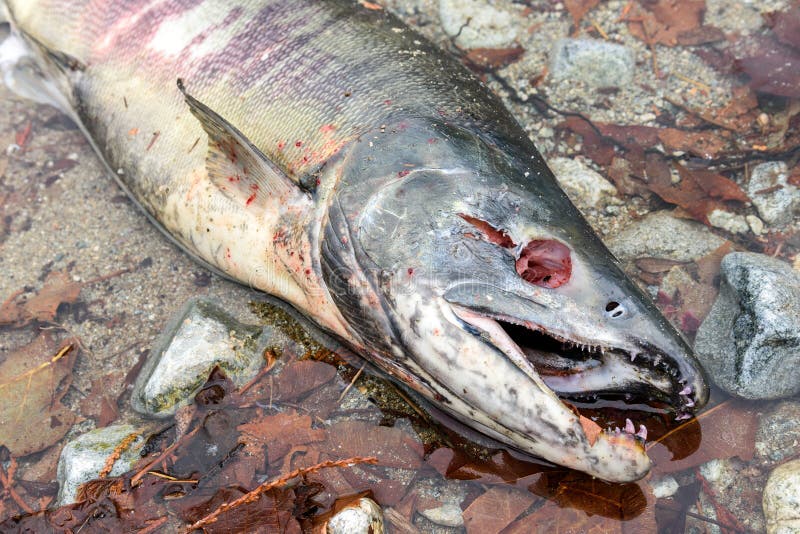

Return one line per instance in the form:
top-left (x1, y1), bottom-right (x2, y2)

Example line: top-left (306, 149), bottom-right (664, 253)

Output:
top-left (1, 0), bottom-right (708, 482)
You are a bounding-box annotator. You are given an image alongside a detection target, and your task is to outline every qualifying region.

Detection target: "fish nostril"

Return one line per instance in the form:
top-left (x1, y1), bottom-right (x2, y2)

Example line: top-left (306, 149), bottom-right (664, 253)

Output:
top-left (605, 301), bottom-right (625, 318)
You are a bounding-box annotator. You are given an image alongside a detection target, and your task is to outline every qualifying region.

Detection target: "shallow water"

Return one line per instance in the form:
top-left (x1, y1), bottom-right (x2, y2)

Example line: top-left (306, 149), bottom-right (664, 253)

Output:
top-left (1, 0), bottom-right (799, 532)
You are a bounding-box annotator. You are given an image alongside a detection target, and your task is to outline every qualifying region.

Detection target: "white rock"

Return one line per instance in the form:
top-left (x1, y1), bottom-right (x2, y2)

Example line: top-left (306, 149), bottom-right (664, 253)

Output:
top-left (131, 298), bottom-right (267, 417)
top-left (708, 209), bottom-right (750, 234)
top-left (326, 497), bottom-right (384, 534)
top-left (747, 162), bottom-right (799, 226)
top-left (650, 475), bottom-right (680, 499)
top-left (747, 214), bottom-right (765, 235)
top-left (420, 503), bottom-right (465, 527)
top-left (763, 459), bottom-right (800, 534)
top-left (56, 425), bottom-right (144, 506)
top-left (439, 0), bottom-right (517, 49)
top-left (549, 157), bottom-right (617, 207)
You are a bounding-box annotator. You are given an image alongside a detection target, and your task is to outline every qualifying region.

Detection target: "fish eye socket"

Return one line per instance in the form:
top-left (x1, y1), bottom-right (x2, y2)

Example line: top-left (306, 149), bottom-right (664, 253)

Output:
top-left (605, 301), bottom-right (626, 318)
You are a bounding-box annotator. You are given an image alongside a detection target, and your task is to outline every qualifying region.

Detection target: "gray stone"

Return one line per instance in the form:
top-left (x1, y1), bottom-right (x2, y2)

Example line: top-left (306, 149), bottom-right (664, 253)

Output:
top-left (694, 252), bottom-right (800, 399)
top-left (439, 0), bottom-right (517, 49)
top-left (756, 401), bottom-right (800, 467)
top-left (419, 503), bottom-right (464, 527)
top-left (607, 210), bottom-right (725, 262)
top-left (549, 157), bottom-right (618, 208)
top-left (747, 162), bottom-right (799, 226)
top-left (56, 424), bottom-right (144, 506)
top-left (550, 38), bottom-right (635, 88)
top-left (132, 298), bottom-right (268, 417)
top-left (326, 497), bottom-right (385, 534)
top-left (763, 459), bottom-right (800, 534)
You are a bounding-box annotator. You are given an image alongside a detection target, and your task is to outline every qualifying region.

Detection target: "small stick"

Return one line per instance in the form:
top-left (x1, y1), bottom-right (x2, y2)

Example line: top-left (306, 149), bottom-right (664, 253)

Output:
top-left (99, 433), bottom-right (141, 479)
top-left (337, 362), bottom-right (366, 402)
top-left (185, 456), bottom-right (378, 532)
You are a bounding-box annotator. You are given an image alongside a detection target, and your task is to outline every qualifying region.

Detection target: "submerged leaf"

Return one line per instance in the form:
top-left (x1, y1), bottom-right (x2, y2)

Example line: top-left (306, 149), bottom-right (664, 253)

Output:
top-left (0, 335), bottom-right (78, 456)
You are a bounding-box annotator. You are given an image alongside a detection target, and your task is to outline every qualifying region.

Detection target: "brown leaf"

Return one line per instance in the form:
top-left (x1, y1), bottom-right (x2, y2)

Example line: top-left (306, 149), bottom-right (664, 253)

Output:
top-left (649, 399), bottom-right (759, 474)
top-left (627, 0), bottom-right (706, 47)
top-left (79, 374), bottom-right (124, 428)
top-left (274, 360), bottom-right (337, 401)
top-left (325, 420), bottom-right (423, 469)
top-left (645, 159), bottom-right (748, 224)
top-left (564, 0), bottom-right (601, 27)
top-left (503, 501), bottom-right (621, 534)
top-left (0, 272), bottom-right (82, 328)
top-left (676, 25), bottom-right (725, 45)
top-left (0, 335), bottom-right (78, 456)
top-left (238, 411), bottom-right (326, 464)
top-left (768, 6), bottom-right (800, 50)
top-left (462, 486), bottom-right (536, 534)
top-left (736, 37), bottom-right (800, 98)
top-left (463, 46), bottom-right (524, 72)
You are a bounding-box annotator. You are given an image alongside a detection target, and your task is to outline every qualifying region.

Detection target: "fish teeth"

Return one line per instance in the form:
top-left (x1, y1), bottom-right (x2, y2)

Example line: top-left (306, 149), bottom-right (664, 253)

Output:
top-left (685, 399), bottom-right (695, 408)
top-left (679, 385), bottom-right (692, 396)
top-left (624, 418), bottom-right (635, 434)
top-left (630, 352), bottom-right (637, 362)
top-left (676, 413), bottom-right (691, 421)
top-left (636, 425), bottom-right (648, 441)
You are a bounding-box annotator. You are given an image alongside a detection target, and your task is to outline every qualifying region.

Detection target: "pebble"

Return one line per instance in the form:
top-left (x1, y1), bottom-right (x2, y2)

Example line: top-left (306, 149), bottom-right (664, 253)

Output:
top-left (607, 210), bottom-right (725, 262)
top-left (56, 425), bottom-right (144, 506)
top-left (548, 157), bottom-right (618, 208)
top-left (755, 401), bottom-right (800, 467)
top-left (131, 298), bottom-right (272, 417)
top-left (747, 161), bottom-right (799, 226)
top-left (419, 503), bottom-right (464, 527)
top-left (763, 460), bottom-right (800, 534)
top-left (650, 475), bottom-right (679, 499)
top-left (746, 214), bottom-right (765, 235)
top-left (438, 0), bottom-right (517, 49)
top-left (694, 252), bottom-right (800, 399)
top-left (550, 38), bottom-right (635, 88)
top-left (707, 209), bottom-right (750, 235)
top-left (326, 497), bottom-right (385, 534)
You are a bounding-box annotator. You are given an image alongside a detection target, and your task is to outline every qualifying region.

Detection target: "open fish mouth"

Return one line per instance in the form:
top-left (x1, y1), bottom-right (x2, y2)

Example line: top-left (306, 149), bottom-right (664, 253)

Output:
top-left (450, 304), bottom-right (701, 449)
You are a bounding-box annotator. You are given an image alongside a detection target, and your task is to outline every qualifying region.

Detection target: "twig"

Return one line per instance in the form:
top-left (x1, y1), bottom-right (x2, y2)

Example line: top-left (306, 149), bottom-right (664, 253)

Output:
top-left (237, 349), bottom-right (278, 394)
top-left (0, 457), bottom-right (34, 515)
top-left (137, 516), bottom-right (169, 534)
top-left (337, 362), bottom-right (366, 402)
top-left (131, 425), bottom-right (201, 487)
top-left (99, 432), bottom-right (140, 479)
top-left (647, 400), bottom-right (731, 450)
top-left (672, 73), bottom-right (711, 95)
top-left (654, 503), bottom-right (746, 533)
top-left (185, 456), bottom-right (378, 532)
top-left (590, 19), bottom-right (609, 40)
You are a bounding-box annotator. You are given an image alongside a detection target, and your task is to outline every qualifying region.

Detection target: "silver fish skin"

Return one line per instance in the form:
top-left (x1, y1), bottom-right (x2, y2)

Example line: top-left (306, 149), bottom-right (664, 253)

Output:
top-left (3, 0), bottom-right (709, 482)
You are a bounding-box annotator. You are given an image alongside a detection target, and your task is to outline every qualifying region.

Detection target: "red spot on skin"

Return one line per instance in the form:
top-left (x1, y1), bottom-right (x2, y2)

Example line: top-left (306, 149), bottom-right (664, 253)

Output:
top-left (315, 178), bottom-right (321, 186)
top-left (516, 240), bottom-right (572, 288)
top-left (273, 229), bottom-right (287, 243)
top-left (295, 141), bottom-right (303, 147)
top-left (398, 170), bottom-right (411, 178)
top-left (320, 124), bottom-right (336, 133)
top-left (277, 141), bottom-right (285, 150)
top-left (225, 248), bottom-right (232, 260)
top-left (427, 138), bottom-right (438, 144)
top-left (246, 193), bottom-right (257, 206)
top-left (458, 214), bottom-right (515, 248)
top-left (407, 268), bottom-right (414, 276)
top-left (384, 99), bottom-right (392, 105)
top-left (305, 268), bottom-right (312, 276)
top-left (303, 156), bottom-right (309, 163)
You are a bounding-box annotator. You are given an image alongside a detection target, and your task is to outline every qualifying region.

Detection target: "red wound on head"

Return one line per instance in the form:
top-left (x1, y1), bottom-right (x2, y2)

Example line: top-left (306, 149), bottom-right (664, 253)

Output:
top-left (458, 214), bottom-right (515, 248)
top-left (516, 239), bottom-right (572, 288)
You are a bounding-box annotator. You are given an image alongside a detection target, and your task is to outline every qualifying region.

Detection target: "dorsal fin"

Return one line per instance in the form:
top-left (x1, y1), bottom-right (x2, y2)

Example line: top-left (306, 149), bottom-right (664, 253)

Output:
top-left (178, 79), bottom-right (307, 209)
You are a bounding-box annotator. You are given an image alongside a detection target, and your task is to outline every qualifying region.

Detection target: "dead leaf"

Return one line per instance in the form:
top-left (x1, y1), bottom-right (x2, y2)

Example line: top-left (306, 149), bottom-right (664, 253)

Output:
top-left (767, 5), bottom-right (800, 51)
top-left (626, 0), bottom-right (706, 46)
top-left (462, 486), bottom-right (536, 534)
top-left (463, 46), bottom-right (525, 72)
top-left (0, 335), bottom-right (78, 456)
top-left (238, 411), bottom-right (326, 464)
top-left (79, 373), bottom-right (125, 428)
top-left (564, 0), bottom-right (601, 28)
top-left (274, 360), bottom-right (337, 401)
top-left (0, 272), bottom-right (82, 328)
top-left (649, 399), bottom-right (759, 474)
top-left (736, 35), bottom-right (800, 98)
top-left (325, 420), bottom-right (423, 469)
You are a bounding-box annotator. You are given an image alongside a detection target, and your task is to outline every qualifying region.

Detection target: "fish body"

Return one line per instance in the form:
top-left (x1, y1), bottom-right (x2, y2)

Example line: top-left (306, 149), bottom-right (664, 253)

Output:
top-left (3, 0), bottom-right (709, 482)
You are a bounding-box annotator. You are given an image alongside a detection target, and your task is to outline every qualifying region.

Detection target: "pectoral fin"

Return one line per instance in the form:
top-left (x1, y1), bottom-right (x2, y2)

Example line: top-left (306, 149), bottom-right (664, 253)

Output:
top-left (178, 79), bottom-right (308, 210)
